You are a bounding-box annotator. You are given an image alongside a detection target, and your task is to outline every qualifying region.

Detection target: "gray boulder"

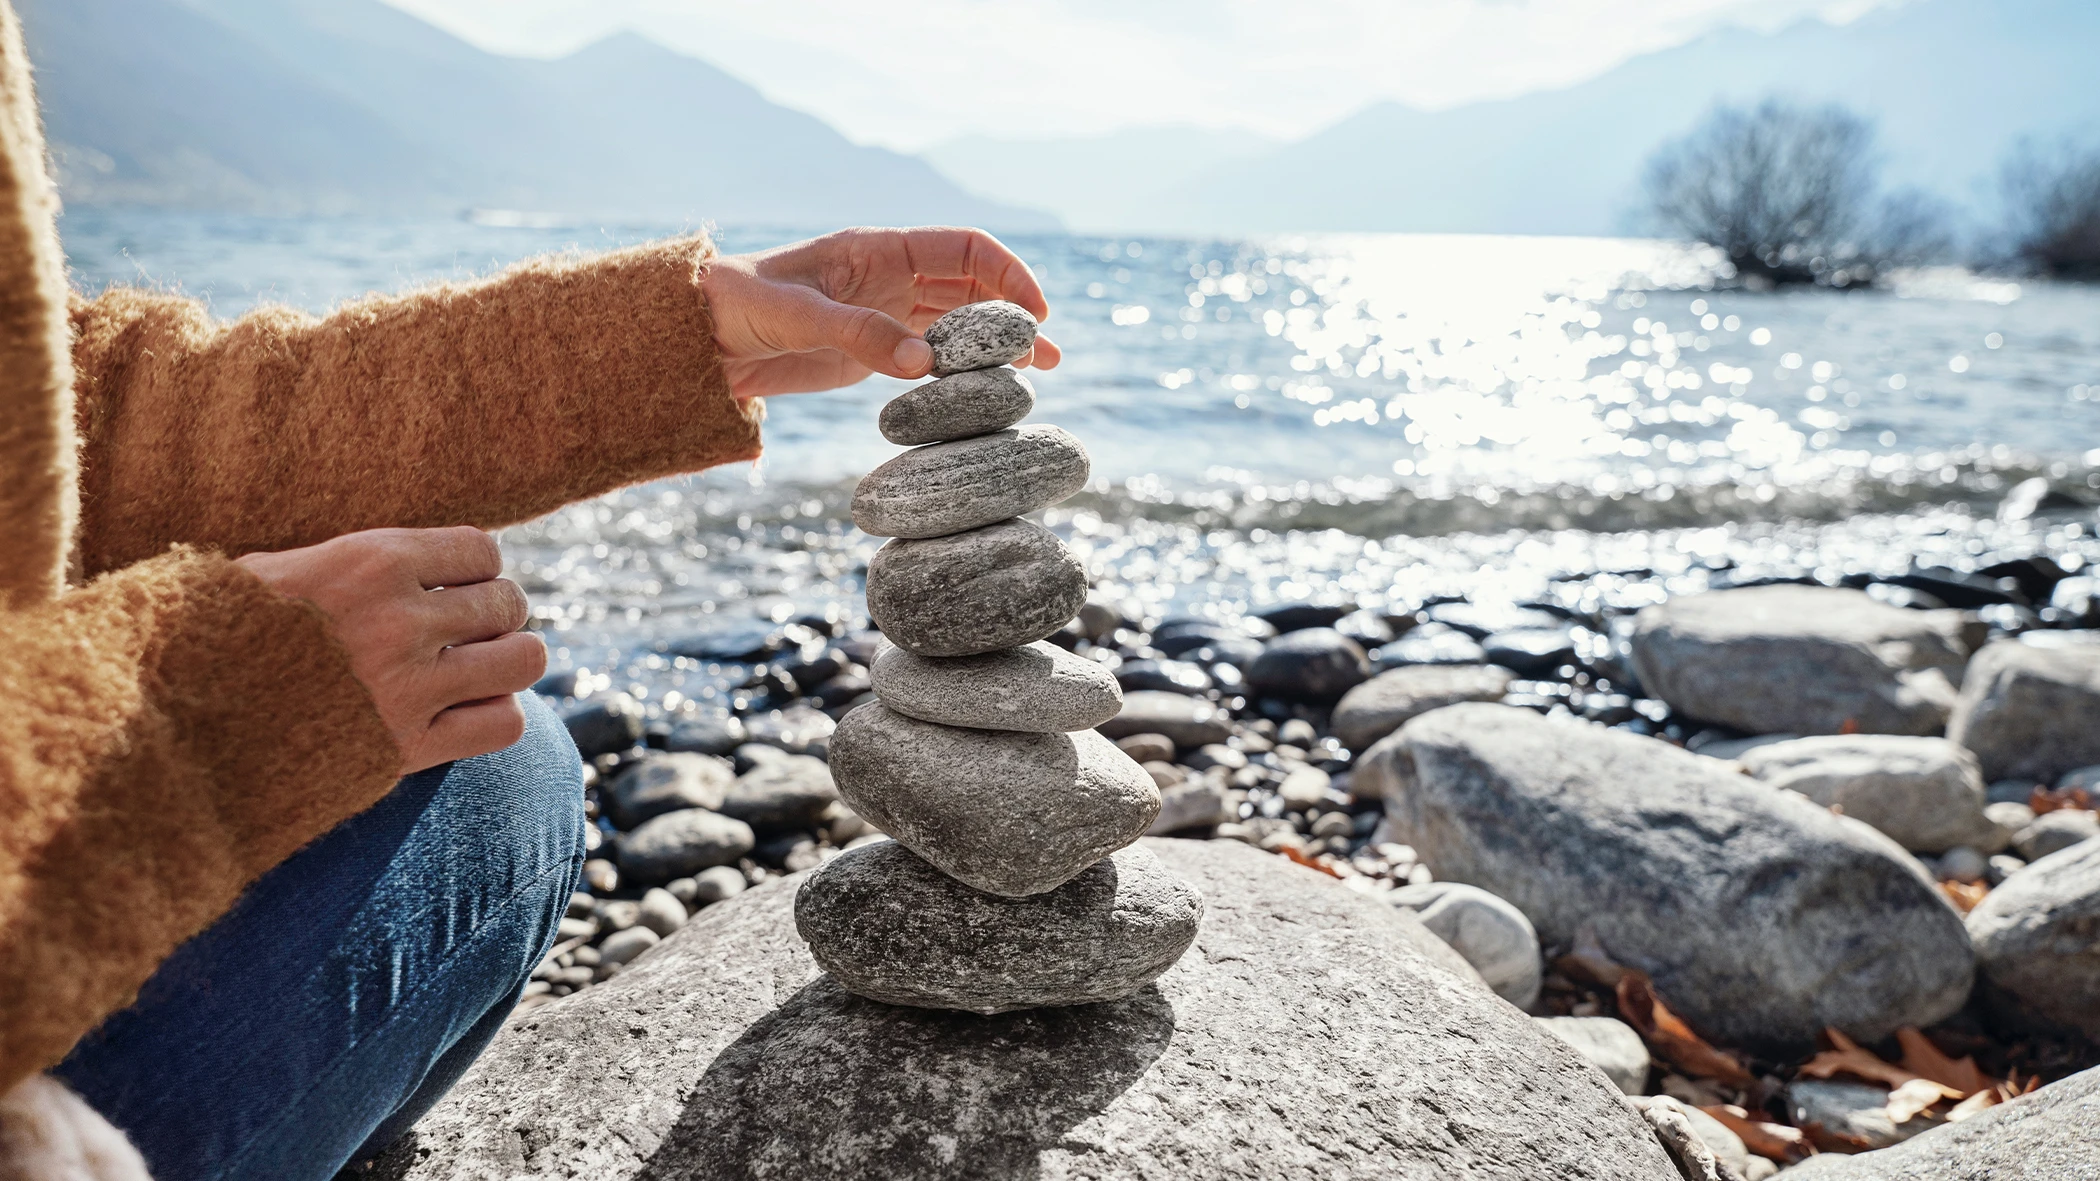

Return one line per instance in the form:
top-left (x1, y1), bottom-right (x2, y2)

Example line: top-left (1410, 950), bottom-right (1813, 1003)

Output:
top-left (1095, 690), bottom-right (1234, 749)
top-left (1949, 639), bottom-right (2100, 782)
top-left (1737, 736), bottom-right (2003, 854)
top-left (851, 425), bottom-right (1090, 540)
top-left (1782, 1066), bottom-right (2099, 1180)
top-left (865, 519), bottom-right (1088, 657)
top-left (1331, 664), bottom-right (1514, 763)
top-left (795, 841), bottom-right (1201, 1012)
top-left (719, 754), bottom-right (838, 832)
top-left (616, 809), bottom-right (756, 885)
top-left (1966, 838), bottom-right (2100, 1038)
top-left (870, 639), bottom-right (1122, 732)
top-left (1360, 703), bottom-right (1973, 1046)
top-left (829, 703), bottom-right (1159, 896)
top-left (1629, 586), bottom-right (1968, 736)
top-left (879, 366), bottom-right (1034, 445)
top-left (377, 839), bottom-right (1679, 1180)
top-left (1245, 627), bottom-right (1372, 703)
top-left (2012, 810), bottom-right (2100, 861)
top-left (603, 752), bottom-right (735, 830)
top-left (1389, 881), bottom-right (1543, 1008)
top-left (1535, 1016), bottom-right (1649, 1095)
top-left (925, 299), bottom-right (1037, 375)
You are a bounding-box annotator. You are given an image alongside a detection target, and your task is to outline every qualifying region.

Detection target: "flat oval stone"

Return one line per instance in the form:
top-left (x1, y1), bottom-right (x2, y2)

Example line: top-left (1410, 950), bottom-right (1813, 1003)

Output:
top-left (880, 367), bottom-right (1035, 446)
top-left (829, 702), bottom-right (1160, 896)
top-left (794, 840), bottom-right (1202, 1013)
top-left (871, 640), bottom-right (1123, 732)
top-left (865, 518), bottom-right (1088, 657)
top-left (925, 300), bottom-right (1038, 375)
top-left (852, 425), bottom-right (1089, 540)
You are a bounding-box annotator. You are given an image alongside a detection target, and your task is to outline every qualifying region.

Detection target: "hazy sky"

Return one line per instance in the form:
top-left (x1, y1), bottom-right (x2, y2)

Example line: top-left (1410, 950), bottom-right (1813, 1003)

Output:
top-left (378, 0), bottom-right (1907, 151)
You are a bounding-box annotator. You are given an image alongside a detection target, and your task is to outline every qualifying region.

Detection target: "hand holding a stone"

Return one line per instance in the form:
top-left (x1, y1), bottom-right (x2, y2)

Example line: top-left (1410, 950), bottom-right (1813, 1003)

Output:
top-left (701, 227), bottom-right (1062, 399)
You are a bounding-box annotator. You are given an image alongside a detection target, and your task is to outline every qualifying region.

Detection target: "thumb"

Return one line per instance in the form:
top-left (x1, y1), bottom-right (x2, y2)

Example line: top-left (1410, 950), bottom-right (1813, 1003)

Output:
top-left (779, 288), bottom-right (931, 379)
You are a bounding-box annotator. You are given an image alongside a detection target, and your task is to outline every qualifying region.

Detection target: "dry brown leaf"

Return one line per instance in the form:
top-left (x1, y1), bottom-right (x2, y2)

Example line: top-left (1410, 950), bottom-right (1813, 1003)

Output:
top-left (1797, 1028), bottom-right (1962, 1099)
top-left (1700, 1105), bottom-right (1814, 1163)
top-left (1616, 972), bottom-right (1757, 1090)
top-left (1802, 1121), bottom-right (1878, 1154)
top-left (1946, 1088), bottom-right (1999, 1123)
top-left (1885, 1078), bottom-right (1947, 1124)
top-left (1554, 922), bottom-right (1629, 988)
top-left (1894, 1027), bottom-right (1991, 1097)
top-left (2028, 786), bottom-right (2093, 814)
top-left (1940, 880), bottom-right (1990, 913)
top-left (1279, 845), bottom-right (1343, 878)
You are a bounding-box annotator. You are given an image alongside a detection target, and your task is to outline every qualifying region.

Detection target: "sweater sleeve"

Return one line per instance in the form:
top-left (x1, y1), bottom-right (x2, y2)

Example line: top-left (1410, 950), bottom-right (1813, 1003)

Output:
top-left (65, 236), bottom-right (763, 578)
top-left (0, 548), bottom-right (400, 1089)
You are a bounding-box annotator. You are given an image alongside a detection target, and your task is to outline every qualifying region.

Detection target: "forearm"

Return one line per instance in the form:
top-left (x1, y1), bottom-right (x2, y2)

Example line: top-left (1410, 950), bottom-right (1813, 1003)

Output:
top-left (67, 238), bottom-right (762, 578)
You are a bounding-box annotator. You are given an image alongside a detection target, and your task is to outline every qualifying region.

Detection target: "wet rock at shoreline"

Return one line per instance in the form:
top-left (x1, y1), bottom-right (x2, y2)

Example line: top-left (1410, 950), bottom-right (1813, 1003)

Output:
top-left (1389, 881), bottom-right (1543, 1008)
top-left (870, 638), bottom-right (1122, 733)
top-left (616, 808), bottom-right (756, 884)
top-left (1782, 1066), bottom-right (2099, 1179)
top-left (879, 365), bottom-right (1035, 445)
top-left (1361, 703), bottom-right (1974, 1046)
top-left (851, 425), bottom-right (1090, 540)
top-left (602, 752), bottom-right (734, 830)
top-left (563, 692), bottom-right (645, 758)
top-left (382, 839), bottom-right (1677, 1180)
top-left (1096, 690), bottom-right (1234, 749)
top-left (1535, 1016), bottom-right (1650, 1095)
top-left (1966, 838), bottom-right (2100, 1038)
top-left (865, 518), bottom-right (1089, 657)
top-left (1331, 663), bottom-right (1515, 754)
top-left (718, 753), bottom-right (838, 832)
top-left (1737, 735), bottom-right (2004, 854)
top-left (1630, 585), bottom-right (1969, 736)
top-left (1245, 627), bottom-right (1372, 703)
top-left (795, 841), bottom-right (1201, 1012)
top-left (1372, 622), bottom-right (1489, 667)
top-left (1948, 639), bottom-right (2100, 782)
top-left (829, 703), bottom-right (1160, 896)
top-left (925, 299), bottom-right (1038, 375)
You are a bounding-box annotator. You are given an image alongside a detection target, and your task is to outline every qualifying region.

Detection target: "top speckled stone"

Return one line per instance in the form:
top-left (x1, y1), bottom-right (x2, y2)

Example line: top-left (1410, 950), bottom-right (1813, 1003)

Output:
top-left (925, 300), bottom-right (1038, 376)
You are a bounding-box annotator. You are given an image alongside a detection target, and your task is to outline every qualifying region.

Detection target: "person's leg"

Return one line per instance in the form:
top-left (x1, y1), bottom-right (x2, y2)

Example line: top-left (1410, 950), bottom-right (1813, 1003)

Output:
top-left (55, 692), bottom-right (585, 1181)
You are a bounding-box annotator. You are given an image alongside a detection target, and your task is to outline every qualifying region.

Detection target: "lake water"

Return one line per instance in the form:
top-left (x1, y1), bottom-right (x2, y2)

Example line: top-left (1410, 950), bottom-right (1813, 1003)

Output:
top-left (59, 210), bottom-right (2100, 712)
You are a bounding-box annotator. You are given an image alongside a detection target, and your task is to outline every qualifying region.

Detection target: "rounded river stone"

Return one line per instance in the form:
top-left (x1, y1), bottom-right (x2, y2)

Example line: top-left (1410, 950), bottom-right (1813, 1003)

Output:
top-left (879, 366), bottom-right (1035, 446)
top-left (925, 300), bottom-right (1038, 375)
top-left (851, 425), bottom-right (1089, 540)
top-left (794, 840), bottom-right (1202, 1013)
top-left (864, 518), bottom-right (1087, 657)
top-left (829, 702), bottom-right (1160, 896)
top-left (871, 639), bottom-right (1123, 732)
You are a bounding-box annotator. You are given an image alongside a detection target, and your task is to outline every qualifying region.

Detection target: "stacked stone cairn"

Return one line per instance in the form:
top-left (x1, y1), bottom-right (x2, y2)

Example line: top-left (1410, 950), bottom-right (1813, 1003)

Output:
top-left (793, 300), bottom-right (1205, 1013)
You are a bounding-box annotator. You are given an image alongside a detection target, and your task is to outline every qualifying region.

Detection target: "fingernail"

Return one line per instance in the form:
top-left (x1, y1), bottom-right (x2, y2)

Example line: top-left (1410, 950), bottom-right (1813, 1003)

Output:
top-left (893, 337), bottom-right (932, 375)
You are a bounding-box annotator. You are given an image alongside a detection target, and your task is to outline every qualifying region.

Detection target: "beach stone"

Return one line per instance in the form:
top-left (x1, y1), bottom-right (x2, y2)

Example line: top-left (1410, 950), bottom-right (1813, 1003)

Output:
top-left (636, 887), bottom-right (687, 938)
top-left (925, 299), bottom-right (1038, 375)
top-left (1535, 1016), bottom-right (1650, 1094)
top-left (689, 864), bottom-right (748, 905)
top-left (719, 754), bottom-right (838, 832)
top-left (829, 703), bottom-right (1160, 896)
top-left (851, 426), bottom-right (1089, 540)
top-left (1784, 1066), bottom-right (2099, 1180)
top-left (1331, 663), bottom-right (1515, 755)
top-left (1629, 585), bottom-right (1969, 736)
top-left (879, 365), bottom-right (1035, 445)
top-left (1788, 1081), bottom-right (1933, 1150)
top-left (616, 809), bottom-right (756, 885)
top-left (1737, 735), bottom-right (2003, 854)
top-left (1246, 627), bottom-right (1372, 703)
top-left (1390, 881), bottom-right (1543, 1008)
top-left (1372, 622), bottom-right (1490, 667)
top-left (870, 639), bottom-right (1122, 733)
top-left (380, 839), bottom-right (1678, 1181)
top-left (562, 692), bottom-right (645, 758)
top-left (1626, 1096), bottom-right (1745, 1181)
top-left (865, 518), bottom-right (1088, 657)
top-left (597, 925), bottom-right (660, 969)
top-left (1936, 845), bottom-right (1989, 883)
top-left (663, 713), bottom-right (745, 756)
top-left (602, 752), bottom-right (735, 829)
top-left (795, 841), bottom-right (1200, 1012)
top-left (1096, 690), bottom-right (1234, 749)
top-left (1148, 778), bottom-right (1231, 834)
top-left (1966, 838), bottom-right (2100, 1037)
top-left (1360, 703), bottom-right (1974, 1047)
top-left (1948, 639), bottom-right (2100, 782)
top-left (2060, 764), bottom-right (2100, 792)
top-left (1114, 732), bottom-right (1176, 763)
top-left (2012, 810), bottom-right (2099, 860)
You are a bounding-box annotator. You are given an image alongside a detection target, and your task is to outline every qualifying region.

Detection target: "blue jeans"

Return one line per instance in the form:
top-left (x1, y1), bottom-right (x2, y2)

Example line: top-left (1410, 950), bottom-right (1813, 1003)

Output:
top-left (55, 693), bottom-right (586, 1181)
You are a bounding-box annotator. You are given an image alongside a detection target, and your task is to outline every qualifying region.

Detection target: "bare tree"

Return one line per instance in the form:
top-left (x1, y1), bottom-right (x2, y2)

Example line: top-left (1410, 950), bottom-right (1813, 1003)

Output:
top-left (1644, 100), bottom-right (1934, 287)
top-left (1997, 139), bottom-right (2100, 280)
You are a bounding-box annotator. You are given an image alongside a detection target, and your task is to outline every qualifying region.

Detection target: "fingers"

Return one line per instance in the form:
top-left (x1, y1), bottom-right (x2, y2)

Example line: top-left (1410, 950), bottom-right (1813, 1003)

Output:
top-left (402, 526), bottom-right (503, 590)
top-left (772, 284), bottom-right (931, 380)
top-left (1021, 334), bottom-right (1063, 370)
top-left (429, 631), bottom-right (547, 708)
top-left (896, 228), bottom-right (1048, 320)
top-left (421, 576), bottom-right (530, 646)
top-left (407, 694), bottom-right (530, 773)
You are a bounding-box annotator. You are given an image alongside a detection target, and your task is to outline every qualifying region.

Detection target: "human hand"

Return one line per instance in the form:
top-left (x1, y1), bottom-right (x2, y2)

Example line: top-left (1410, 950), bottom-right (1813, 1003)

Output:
top-left (702, 226), bottom-right (1062, 398)
top-left (235, 527), bottom-right (547, 775)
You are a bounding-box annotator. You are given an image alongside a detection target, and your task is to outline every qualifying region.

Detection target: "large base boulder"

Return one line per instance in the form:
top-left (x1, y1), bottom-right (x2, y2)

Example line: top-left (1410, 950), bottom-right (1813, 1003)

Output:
top-left (1966, 838), bottom-right (2100, 1039)
top-left (1783, 1066), bottom-right (2100, 1180)
top-left (1947, 639), bottom-right (2100, 783)
top-left (375, 840), bottom-right (1678, 1180)
top-left (1629, 586), bottom-right (1969, 736)
top-left (1359, 703), bottom-right (1973, 1048)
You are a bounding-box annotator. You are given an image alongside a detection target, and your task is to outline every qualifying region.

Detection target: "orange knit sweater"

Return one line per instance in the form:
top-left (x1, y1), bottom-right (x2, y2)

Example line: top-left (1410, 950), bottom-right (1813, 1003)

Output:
top-left (0, 0), bottom-right (760, 1110)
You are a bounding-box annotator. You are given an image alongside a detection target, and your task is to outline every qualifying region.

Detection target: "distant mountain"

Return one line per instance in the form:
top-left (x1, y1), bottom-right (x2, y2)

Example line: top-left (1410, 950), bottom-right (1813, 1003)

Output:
top-left (924, 127), bottom-right (1277, 232)
top-left (938, 0), bottom-right (2100, 236)
top-left (20, 0), bottom-right (1057, 229)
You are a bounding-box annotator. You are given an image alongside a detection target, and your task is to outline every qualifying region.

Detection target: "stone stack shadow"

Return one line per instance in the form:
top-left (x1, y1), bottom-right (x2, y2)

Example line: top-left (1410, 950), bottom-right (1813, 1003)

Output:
top-left (793, 300), bottom-right (1204, 1013)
